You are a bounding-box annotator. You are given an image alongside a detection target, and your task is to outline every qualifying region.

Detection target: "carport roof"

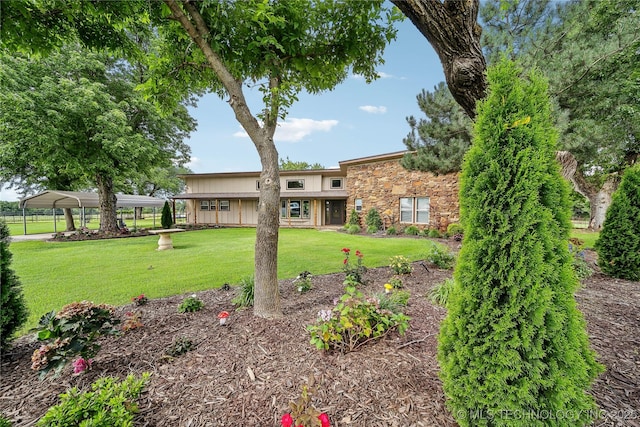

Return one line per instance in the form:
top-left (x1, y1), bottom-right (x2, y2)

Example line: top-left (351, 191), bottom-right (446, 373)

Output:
top-left (19, 190), bottom-right (166, 209)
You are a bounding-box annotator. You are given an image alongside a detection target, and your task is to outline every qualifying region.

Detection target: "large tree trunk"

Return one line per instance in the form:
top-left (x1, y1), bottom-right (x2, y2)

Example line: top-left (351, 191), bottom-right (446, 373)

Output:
top-left (391, 0), bottom-right (487, 118)
top-left (96, 173), bottom-right (119, 233)
top-left (63, 207), bottom-right (76, 231)
top-left (165, 0), bottom-right (282, 318)
top-left (556, 151), bottom-right (618, 230)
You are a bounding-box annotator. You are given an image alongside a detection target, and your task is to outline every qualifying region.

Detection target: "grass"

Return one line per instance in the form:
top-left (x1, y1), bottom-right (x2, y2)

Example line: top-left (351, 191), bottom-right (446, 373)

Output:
top-left (5, 217), bottom-right (180, 235)
top-left (570, 229), bottom-right (599, 249)
top-left (9, 228), bottom-right (433, 332)
top-left (8, 226), bottom-right (600, 332)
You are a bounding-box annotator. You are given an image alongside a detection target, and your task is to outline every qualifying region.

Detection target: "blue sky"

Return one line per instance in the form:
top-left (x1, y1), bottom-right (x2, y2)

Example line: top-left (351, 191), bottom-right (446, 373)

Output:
top-left (1, 18), bottom-right (444, 202)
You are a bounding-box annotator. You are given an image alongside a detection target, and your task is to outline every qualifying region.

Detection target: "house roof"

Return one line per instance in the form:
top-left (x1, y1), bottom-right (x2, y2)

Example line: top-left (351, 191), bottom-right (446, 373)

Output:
top-left (173, 191), bottom-right (348, 200)
top-left (19, 190), bottom-right (166, 209)
top-left (177, 168), bottom-right (344, 179)
top-left (338, 150), bottom-right (408, 172)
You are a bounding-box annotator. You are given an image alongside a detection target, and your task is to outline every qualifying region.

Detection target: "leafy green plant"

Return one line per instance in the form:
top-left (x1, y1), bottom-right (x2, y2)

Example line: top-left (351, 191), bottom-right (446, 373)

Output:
top-left (388, 276), bottom-right (403, 289)
top-left (31, 301), bottom-right (119, 377)
top-left (36, 373), bottom-right (150, 426)
top-left (293, 271), bottom-right (313, 293)
top-left (307, 286), bottom-right (409, 353)
top-left (282, 379), bottom-right (330, 427)
top-left (404, 225), bottom-right (420, 236)
top-left (0, 220), bottom-right (28, 350)
top-left (177, 295), bottom-right (204, 313)
top-left (438, 60), bottom-right (602, 426)
top-left (341, 248), bottom-right (367, 286)
top-left (389, 255), bottom-right (412, 275)
top-left (232, 276), bottom-right (255, 308)
top-left (427, 228), bottom-right (442, 238)
top-left (386, 226), bottom-right (397, 235)
top-left (345, 224), bottom-right (360, 234)
top-left (347, 209), bottom-right (360, 227)
top-left (131, 294), bottom-right (148, 306)
top-left (429, 278), bottom-right (455, 307)
top-left (161, 201), bottom-right (173, 229)
top-left (165, 336), bottom-right (195, 357)
top-left (377, 289), bottom-right (410, 312)
top-left (0, 415), bottom-right (12, 427)
top-left (595, 163), bottom-right (640, 281)
top-left (446, 223), bottom-right (464, 236)
top-left (121, 311), bottom-right (143, 332)
top-left (365, 208), bottom-right (383, 232)
top-left (569, 238), bottom-right (593, 280)
top-left (424, 243), bottom-right (455, 269)
top-left (366, 225), bottom-right (378, 234)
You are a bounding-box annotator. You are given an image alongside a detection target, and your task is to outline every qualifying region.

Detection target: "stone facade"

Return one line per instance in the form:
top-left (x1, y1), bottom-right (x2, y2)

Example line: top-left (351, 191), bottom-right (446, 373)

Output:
top-left (344, 155), bottom-right (459, 232)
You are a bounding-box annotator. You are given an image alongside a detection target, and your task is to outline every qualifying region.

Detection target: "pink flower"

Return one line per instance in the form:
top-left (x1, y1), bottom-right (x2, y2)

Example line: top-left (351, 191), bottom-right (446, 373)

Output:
top-left (341, 248), bottom-right (350, 253)
top-left (281, 413), bottom-right (294, 427)
top-left (72, 357), bottom-right (91, 374)
top-left (318, 413), bottom-right (331, 427)
top-left (355, 250), bottom-right (363, 258)
top-left (343, 258), bottom-right (348, 265)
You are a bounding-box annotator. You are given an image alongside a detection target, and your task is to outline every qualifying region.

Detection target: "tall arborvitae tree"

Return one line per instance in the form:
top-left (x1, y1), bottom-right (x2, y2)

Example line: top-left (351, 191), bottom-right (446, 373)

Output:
top-left (438, 60), bottom-right (602, 426)
top-left (595, 164), bottom-right (640, 281)
top-left (161, 201), bottom-right (173, 230)
top-left (0, 220), bottom-right (28, 351)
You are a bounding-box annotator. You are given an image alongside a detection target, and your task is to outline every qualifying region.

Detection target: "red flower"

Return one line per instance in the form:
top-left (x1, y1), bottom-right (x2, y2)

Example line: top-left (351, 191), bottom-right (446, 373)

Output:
top-left (343, 258), bottom-right (348, 264)
top-left (318, 413), bottom-right (331, 427)
top-left (281, 413), bottom-right (293, 427)
top-left (355, 250), bottom-right (362, 258)
top-left (341, 248), bottom-right (350, 253)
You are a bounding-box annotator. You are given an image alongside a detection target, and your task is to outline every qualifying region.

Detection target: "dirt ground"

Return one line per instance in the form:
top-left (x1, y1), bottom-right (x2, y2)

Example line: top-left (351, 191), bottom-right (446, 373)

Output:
top-left (1, 241), bottom-right (638, 427)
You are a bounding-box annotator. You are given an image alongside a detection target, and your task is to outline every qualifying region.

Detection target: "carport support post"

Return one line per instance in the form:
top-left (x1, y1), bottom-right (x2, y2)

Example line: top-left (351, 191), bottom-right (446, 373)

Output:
top-left (153, 207), bottom-right (156, 228)
top-left (22, 208), bottom-right (26, 235)
top-left (53, 205), bottom-right (57, 233)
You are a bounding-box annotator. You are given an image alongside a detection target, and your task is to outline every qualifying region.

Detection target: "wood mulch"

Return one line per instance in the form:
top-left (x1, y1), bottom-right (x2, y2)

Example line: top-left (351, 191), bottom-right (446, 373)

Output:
top-left (1, 242), bottom-right (638, 427)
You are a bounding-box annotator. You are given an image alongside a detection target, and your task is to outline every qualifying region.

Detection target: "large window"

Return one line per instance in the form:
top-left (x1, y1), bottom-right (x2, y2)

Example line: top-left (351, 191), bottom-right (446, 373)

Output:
top-left (400, 197), bottom-right (430, 224)
top-left (286, 179), bottom-right (305, 190)
top-left (219, 200), bottom-right (230, 211)
top-left (200, 200), bottom-right (210, 211)
top-left (281, 200), bottom-right (310, 218)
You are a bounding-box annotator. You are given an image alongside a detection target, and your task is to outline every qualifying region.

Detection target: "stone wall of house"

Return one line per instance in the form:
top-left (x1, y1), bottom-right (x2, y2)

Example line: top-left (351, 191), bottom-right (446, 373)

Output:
top-left (345, 158), bottom-right (459, 232)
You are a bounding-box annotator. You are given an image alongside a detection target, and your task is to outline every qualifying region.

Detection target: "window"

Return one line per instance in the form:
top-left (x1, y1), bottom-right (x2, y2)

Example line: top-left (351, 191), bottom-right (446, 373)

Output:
top-left (286, 179), bottom-right (304, 190)
top-left (331, 178), bottom-right (343, 189)
top-left (355, 198), bottom-right (363, 212)
top-left (400, 197), bottom-right (430, 224)
top-left (416, 197), bottom-right (430, 223)
top-left (281, 200), bottom-right (310, 218)
top-left (200, 200), bottom-right (209, 211)
top-left (219, 200), bottom-right (230, 211)
top-left (400, 198), bottom-right (413, 222)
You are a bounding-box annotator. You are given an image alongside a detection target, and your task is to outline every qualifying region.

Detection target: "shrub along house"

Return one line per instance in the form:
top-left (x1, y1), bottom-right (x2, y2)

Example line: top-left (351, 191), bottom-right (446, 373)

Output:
top-left (174, 151), bottom-right (459, 231)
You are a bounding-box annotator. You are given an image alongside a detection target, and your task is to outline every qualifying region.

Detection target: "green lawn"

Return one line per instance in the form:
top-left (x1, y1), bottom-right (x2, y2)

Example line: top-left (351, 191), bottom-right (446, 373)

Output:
top-left (9, 228), bottom-right (434, 331)
top-left (8, 226), bottom-right (599, 332)
top-left (5, 217), bottom-right (171, 235)
top-left (570, 229), bottom-right (599, 249)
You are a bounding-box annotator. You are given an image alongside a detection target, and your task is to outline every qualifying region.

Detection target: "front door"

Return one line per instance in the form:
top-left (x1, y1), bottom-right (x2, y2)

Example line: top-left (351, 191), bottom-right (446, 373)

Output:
top-left (326, 200), bottom-right (345, 225)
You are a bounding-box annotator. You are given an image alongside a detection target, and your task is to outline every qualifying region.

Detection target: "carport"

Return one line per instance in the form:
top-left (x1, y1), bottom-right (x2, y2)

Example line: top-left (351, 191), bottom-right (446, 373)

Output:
top-left (18, 190), bottom-right (165, 234)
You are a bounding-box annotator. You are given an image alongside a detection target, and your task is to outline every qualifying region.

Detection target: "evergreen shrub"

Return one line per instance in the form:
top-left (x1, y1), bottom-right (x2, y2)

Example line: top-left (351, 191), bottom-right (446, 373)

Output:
top-left (161, 201), bottom-right (173, 229)
top-left (595, 164), bottom-right (640, 281)
top-left (0, 220), bottom-right (28, 351)
top-left (364, 208), bottom-right (383, 232)
top-left (347, 209), bottom-right (360, 226)
top-left (438, 59), bottom-right (602, 427)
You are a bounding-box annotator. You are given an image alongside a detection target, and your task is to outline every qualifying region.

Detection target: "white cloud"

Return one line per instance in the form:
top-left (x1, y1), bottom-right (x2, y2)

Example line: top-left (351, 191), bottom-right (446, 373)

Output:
top-left (0, 184), bottom-right (21, 202)
top-left (351, 71), bottom-right (394, 80)
top-left (377, 71), bottom-right (393, 79)
top-left (233, 118), bottom-right (339, 143)
top-left (359, 105), bottom-right (387, 114)
top-left (185, 156), bottom-right (202, 171)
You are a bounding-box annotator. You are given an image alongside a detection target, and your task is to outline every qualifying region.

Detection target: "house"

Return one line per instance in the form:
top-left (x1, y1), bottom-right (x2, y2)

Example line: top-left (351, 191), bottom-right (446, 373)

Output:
top-left (175, 151), bottom-right (459, 231)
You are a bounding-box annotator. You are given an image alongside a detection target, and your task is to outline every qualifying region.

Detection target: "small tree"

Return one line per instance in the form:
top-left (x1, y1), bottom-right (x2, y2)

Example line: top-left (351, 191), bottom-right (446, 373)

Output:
top-left (0, 220), bottom-right (28, 351)
top-left (347, 209), bottom-right (360, 227)
top-left (365, 208), bottom-right (383, 232)
top-left (161, 201), bottom-right (173, 229)
top-left (438, 59), bottom-right (602, 426)
top-left (595, 164), bottom-right (640, 280)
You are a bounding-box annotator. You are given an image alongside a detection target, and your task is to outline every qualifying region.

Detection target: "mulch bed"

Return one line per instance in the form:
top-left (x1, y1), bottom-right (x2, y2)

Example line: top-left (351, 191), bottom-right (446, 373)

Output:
top-left (1, 244), bottom-right (638, 427)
